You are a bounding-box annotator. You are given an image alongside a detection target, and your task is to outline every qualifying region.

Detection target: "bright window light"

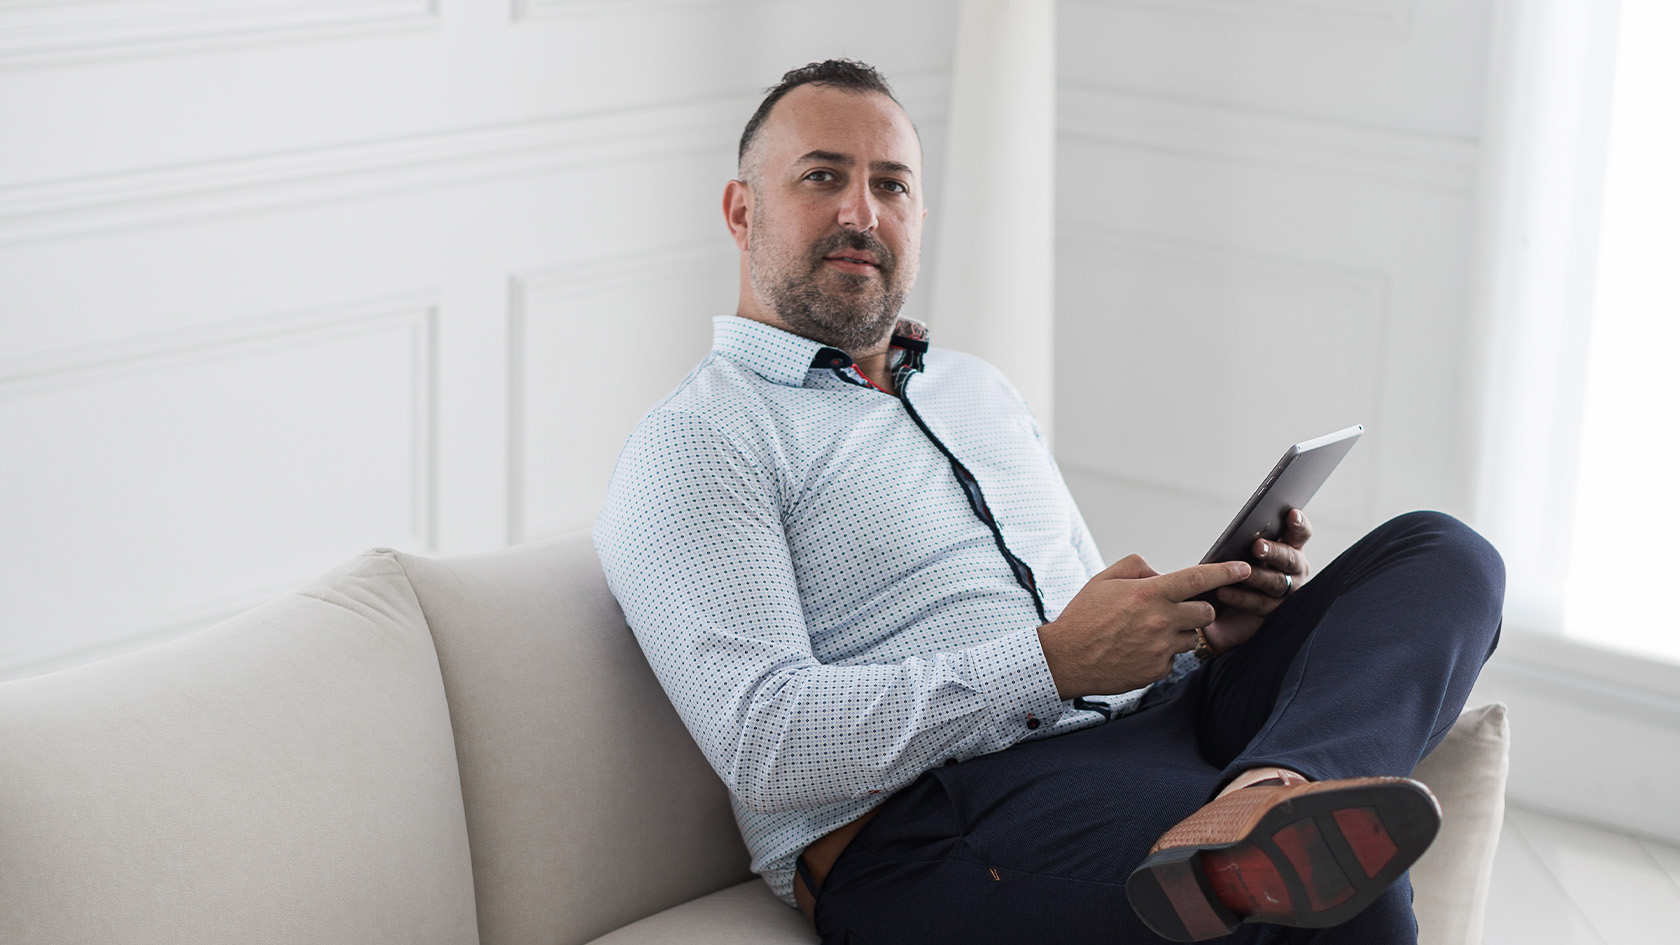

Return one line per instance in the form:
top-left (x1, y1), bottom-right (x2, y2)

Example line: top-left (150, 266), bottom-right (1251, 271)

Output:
top-left (1563, 0), bottom-right (1680, 662)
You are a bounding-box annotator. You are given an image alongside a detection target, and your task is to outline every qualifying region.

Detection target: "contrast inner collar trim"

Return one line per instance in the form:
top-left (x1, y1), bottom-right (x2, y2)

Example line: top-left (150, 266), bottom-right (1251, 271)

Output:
top-left (712, 315), bottom-right (931, 387)
top-left (820, 317), bottom-right (927, 375)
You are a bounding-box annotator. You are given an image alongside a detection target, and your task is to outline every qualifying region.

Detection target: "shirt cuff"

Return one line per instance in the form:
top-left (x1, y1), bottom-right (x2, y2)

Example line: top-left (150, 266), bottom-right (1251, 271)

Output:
top-left (968, 625), bottom-right (1069, 736)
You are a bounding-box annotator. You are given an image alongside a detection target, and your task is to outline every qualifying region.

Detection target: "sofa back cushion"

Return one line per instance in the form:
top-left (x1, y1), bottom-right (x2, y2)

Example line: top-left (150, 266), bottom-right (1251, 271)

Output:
top-left (394, 533), bottom-right (751, 945)
top-left (0, 551), bottom-right (480, 945)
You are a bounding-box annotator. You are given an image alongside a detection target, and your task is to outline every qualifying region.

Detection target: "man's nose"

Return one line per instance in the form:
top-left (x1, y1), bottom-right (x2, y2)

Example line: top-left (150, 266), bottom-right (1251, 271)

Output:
top-left (836, 179), bottom-right (879, 231)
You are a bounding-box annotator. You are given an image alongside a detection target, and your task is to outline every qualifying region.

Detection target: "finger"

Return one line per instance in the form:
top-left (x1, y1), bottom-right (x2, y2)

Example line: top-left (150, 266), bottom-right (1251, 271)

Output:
top-left (1171, 599), bottom-right (1217, 632)
top-left (1242, 565), bottom-right (1295, 599)
top-left (1102, 554), bottom-right (1160, 580)
top-left (1157, 561), bottom-right (1251, 601)
top-left (1283, 509), bottom-right (1313, 548)
top-left (1175, 626), bottom-right (1205, 655)
top-left (1251, 538), bottom-right (1307, 579)
top-left (1217, 585), bottom-right (1284, 616)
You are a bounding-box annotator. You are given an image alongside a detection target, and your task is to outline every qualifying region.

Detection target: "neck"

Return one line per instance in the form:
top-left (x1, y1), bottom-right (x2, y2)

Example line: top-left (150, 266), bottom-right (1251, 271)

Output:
top-left (851, 347), bottom-right (896, 395)
top-left (733, 304), bottom-right (900, 395)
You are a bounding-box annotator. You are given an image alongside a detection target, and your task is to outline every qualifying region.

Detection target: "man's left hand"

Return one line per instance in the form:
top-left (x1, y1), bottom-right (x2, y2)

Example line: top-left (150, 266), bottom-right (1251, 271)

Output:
top-left (1203, 509), bottom-right (1313, 654)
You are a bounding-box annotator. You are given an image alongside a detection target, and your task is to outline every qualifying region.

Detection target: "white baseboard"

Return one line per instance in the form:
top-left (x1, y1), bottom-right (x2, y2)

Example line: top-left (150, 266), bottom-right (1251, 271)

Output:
top-left (1469, 628), bottom-right (1680, 845)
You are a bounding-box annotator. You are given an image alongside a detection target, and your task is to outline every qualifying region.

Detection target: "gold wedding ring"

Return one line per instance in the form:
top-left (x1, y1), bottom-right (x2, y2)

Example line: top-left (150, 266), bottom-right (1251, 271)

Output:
top-left (1192, 628), bottom-right (1213, 662)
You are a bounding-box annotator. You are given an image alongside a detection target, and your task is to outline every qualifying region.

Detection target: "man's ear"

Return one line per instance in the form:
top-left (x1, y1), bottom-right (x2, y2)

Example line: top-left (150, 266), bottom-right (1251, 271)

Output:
top-left (723, 179), bottom-right (752, 252)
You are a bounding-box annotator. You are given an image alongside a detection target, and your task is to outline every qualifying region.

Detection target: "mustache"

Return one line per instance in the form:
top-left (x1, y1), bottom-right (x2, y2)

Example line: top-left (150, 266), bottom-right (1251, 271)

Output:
top-left (812, 230), bottom-right (893, 271)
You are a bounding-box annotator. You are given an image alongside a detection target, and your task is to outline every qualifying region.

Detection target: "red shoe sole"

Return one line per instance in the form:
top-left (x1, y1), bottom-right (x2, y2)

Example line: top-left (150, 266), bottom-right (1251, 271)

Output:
top-left (1125, 779), bottom-right (1440, 942)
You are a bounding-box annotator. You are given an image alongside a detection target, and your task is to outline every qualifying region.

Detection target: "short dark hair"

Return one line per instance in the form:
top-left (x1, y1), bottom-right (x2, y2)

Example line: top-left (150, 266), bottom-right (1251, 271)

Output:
top-left (737, 59), bottom-right (902, 171)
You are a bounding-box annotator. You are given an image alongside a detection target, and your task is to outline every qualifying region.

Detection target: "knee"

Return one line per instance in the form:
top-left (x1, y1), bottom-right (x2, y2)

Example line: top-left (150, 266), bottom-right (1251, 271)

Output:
top-left (1386, 511), bottom-right (1503, 578)
top-left (1384, 510), bottom-right (1506, 629)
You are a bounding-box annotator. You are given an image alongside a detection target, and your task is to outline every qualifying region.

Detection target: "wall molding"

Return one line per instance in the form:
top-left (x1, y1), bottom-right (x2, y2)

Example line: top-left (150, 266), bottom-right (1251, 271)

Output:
top-left (1059, 223), bottom-right (1393, 301)
top-left (1474, 627), bottom-right (1680, 845)
top-left (1069, 0), bottom-right (1414, 36)
top-left (513, 0), bottom-right (738, 20)
top-left (1488, 628), bottom-right (1680, 727)
top-left (504, 244), bottom-right (731, 544)
top-left (0, 0), bottom-right (438, 69)
top-left (0, 72), bottom-right (949, 248)
top-left (1060, 85), bottom-right (1479, 193)
top-left (0, 292), bottom-right (439, 546)
top-left (1057, 223), bottom-right (1390, 521)
top-left (0, 102), bottom-right (736, 247)
top-left (0, 292), bottom-right (440, 682)
top-left (0, 577), bottom-right (296, 683)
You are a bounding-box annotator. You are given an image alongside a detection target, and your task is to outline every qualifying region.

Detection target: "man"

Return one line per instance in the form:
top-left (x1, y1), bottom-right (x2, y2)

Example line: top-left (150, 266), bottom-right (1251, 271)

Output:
top-left (595, 60), bottom-right (1503, 944)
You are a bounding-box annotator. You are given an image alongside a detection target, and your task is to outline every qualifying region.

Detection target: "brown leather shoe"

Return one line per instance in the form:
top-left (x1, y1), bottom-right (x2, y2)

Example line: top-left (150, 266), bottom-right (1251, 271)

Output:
top-left (1126, 776), bottom-right (1441, 942)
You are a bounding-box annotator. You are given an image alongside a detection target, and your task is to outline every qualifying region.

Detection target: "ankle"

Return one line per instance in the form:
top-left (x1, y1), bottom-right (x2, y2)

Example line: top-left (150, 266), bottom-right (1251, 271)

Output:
top-left (1216, 766), bottom-right (1308, 800)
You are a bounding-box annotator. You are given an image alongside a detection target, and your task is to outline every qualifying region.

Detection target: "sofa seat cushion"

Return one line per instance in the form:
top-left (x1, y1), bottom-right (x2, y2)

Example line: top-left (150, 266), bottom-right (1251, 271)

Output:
top-left (0, 551), bottom-right (479, 945)
top-left (585, 880), bottom-right (816, 945)
top-left (580, 705), bottom-right (1508, 945)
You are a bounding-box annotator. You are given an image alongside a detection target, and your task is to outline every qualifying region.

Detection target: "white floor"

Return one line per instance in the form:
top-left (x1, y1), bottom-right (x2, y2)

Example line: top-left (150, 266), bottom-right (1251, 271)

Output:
top-left (1483, 803), bottom-right (1680, 944)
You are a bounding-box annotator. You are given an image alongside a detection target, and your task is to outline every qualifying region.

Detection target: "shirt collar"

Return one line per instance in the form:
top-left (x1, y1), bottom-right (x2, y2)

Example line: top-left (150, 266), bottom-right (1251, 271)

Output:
top-left (711, 315), bottom-right (931, 388)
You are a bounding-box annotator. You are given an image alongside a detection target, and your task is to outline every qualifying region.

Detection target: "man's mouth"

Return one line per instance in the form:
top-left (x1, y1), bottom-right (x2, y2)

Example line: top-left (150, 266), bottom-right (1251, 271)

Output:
top-left (823, 253), bottom-right (880, 273)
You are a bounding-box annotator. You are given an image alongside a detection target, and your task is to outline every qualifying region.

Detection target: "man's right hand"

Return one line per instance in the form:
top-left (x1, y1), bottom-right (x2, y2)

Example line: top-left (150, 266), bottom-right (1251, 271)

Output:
top-left (1036, 556), bottom-right (1252, 700)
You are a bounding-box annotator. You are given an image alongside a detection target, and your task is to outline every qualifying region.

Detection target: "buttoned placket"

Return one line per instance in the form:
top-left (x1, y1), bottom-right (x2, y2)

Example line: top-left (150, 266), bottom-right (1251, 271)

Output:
top-left (810, 341), bottom-right (1117, 724)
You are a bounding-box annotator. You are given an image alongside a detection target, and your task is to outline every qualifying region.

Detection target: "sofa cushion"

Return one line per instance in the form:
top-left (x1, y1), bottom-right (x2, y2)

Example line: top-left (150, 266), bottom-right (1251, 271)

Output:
top-left (586, 880), bottom-right (814, 945)
top-left (0, 550), bottom-right (479, 945)
top-left (1410, 702), bottom-right (1510, 945)
top-left (583, 705), bottom-right (1510, 945)
top-left (394, 533), bottom-right (751, 945)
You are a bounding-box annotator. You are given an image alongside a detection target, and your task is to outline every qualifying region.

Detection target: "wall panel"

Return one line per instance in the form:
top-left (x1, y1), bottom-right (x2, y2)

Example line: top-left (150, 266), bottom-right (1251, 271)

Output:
top-left (1, 0), bottom-right (962, 678)
top-left (507, 246), bottom-right (734, 543)
top-left (1057, 227), bottom-right (1384, 565)
top-left (1055, 0), bottom-right (1490, 577)
top-left (0, 297), bottom-right (435, 677)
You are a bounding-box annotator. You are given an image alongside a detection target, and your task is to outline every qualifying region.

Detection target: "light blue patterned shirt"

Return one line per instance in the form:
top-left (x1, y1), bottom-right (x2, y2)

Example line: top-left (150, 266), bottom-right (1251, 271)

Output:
top-left (595, 316), bottom-right (1165, 906)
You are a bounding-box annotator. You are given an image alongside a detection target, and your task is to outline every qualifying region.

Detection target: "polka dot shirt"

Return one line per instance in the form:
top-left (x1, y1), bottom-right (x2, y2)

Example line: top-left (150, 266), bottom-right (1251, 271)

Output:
top-left (594, 315), bottom-right (1184, 906)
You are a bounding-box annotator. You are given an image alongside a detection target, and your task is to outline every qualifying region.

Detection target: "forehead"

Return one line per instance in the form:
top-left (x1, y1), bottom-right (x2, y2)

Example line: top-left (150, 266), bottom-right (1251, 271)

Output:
top-left (755, 85), bottom-right (922, 173)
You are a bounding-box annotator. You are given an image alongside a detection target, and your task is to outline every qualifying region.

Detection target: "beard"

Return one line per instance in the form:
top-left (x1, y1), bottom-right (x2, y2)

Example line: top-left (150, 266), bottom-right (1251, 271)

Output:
top-left (748, 221), bottom-right (915, 355)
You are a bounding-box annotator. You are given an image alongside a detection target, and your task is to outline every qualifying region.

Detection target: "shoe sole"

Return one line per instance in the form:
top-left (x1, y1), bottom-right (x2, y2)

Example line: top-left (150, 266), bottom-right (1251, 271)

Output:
top-left (1125, 779), bottom-right (1441, 942)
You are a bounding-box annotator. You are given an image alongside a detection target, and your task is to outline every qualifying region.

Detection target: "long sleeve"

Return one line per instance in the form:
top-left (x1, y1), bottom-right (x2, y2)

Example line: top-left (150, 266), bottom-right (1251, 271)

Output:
top-left (594, 407), bottom-right (1068, 816)
top-left (591, 322), bottom-right (1114, 905)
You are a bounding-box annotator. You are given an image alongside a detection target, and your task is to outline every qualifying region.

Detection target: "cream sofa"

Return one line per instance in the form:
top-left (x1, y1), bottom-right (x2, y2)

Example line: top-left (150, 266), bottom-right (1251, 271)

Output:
top-left (0, 533), bottom-right (1509, 944)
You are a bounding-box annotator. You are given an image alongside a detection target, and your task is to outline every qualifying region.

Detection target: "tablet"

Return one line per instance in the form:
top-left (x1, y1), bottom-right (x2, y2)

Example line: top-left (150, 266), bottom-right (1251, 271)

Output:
top-left (1194, 424), bottom-right (1363, 600)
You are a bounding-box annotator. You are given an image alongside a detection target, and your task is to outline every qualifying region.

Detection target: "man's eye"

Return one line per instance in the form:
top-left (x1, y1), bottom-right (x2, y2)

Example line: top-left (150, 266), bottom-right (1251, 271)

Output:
top-left (805, 170), bottom-right (836, 182)
top-left (879, 180), bottom-right (908, 195)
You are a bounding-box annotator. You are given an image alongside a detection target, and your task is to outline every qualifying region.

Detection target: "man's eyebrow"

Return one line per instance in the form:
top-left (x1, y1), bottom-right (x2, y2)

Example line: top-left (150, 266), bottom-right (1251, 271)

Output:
top-left (795, 149), bottom-right (917, 179)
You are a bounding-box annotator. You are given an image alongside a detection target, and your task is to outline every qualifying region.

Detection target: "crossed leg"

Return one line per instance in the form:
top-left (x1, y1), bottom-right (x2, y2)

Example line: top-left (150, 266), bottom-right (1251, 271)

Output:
top-left (813, 512), bottom-right (1505, 945)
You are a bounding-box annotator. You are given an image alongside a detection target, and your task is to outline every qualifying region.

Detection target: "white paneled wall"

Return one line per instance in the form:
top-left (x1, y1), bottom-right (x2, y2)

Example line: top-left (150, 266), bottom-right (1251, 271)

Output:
top-left (1054, 0), bottom-right (1492, 572)
top-left (507, 244), bottom-right (733, 544)
top-left (1, 0), bottom-right (960, 678)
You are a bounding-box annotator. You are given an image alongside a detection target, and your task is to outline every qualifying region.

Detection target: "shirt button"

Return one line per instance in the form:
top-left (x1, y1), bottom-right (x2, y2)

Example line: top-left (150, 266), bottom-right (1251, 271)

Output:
top-left (1026, 716), bottom-right (1040, 730)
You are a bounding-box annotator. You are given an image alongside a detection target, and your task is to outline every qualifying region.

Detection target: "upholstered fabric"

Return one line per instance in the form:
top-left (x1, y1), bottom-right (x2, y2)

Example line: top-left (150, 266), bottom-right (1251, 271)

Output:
top-left (0, 551), bottom-right (479, 945)
top-left (1411, 702), bottom-right (1511, 945)
top-left (579, 702), bottom-right (1511, 945)
top-left (587, 880), bottom-right (814, 945)
top-left (0, 532), bottom-right (1508, 945)
top-left (393, 537), bottom-right (752, 945)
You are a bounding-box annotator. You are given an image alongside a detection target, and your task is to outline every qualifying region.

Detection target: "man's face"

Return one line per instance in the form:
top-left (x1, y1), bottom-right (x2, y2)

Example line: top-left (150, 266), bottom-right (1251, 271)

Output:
top-left (734, 84), bottom-right (925, 354)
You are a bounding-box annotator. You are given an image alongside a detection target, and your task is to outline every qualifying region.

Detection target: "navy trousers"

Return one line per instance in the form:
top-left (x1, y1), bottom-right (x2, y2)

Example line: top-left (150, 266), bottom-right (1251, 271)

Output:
top-left (811, 511), bottom-right (1506, 945)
